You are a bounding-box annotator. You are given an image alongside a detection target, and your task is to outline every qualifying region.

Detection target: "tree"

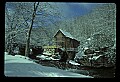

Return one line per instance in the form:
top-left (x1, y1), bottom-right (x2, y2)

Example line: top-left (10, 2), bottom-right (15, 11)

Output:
top-left (25, 2), bottom-right (39, 58)
top-left (5, 2), bottom-right (34, 55)
top-left (5, 2), bottom-right (25, 54)
top-left (22, 2), bottom-right (62, 57)
top-left (5, 2), bottom-right (62, 56)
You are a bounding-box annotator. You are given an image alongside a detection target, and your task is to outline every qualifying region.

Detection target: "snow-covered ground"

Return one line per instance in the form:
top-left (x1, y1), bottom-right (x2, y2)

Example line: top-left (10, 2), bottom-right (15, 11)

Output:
top-left (4, 52), bottom-right (93, 78)
top-left (68, 60), bottom-right (81, 66)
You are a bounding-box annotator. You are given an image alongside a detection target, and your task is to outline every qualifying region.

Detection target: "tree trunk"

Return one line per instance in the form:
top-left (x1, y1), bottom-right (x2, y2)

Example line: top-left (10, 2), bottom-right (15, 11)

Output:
top-left (25, 36), bottom-right (30, 57)
top-left (25, 2), bottom-right (39, 58)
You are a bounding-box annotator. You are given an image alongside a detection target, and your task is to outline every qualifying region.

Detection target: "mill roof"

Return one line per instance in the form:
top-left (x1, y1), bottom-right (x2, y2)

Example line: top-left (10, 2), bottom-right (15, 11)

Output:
top-left (54, 29), bottom-right (79, 41)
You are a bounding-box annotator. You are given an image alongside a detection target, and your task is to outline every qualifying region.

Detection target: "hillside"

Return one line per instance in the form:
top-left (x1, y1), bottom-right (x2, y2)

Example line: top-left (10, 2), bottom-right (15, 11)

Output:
top-left (5, 3), bottom-right (116, 49)
top-left (48, 3), bottom-right (116, 46)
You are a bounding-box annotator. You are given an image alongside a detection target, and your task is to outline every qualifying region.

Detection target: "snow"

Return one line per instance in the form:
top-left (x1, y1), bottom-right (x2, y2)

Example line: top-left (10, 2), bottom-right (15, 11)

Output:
top-left (43, 52), bottom-right (52, 55)
top-left (5, 54), bottom-right (34, 63)
top-left (49, 57), bottom-right (60, 60)
top-left (4, 52), bottom-right (8, 55)
top-left (4, 53), bottom-right (93, 78)
top-left (84, 47), bottom-right (89, 50)
top-left (60, 29), bottom-right (74, 39)
top-left (37, 55), bottom-right (51, 60)
top-left (58, 29), bottom-right (78, 41)
top-left (37, 55), bottom-right (60, 60)
top-left (89, 55), bottom-right (103, 60)
top-left (68, 60), bottom-right (80, 66)
top-left (75, 50), bottom-right (84, 59)
top-left (87, 38), bottom-right (91, 41)
top-left (60, 48), bottom-right (65, 51)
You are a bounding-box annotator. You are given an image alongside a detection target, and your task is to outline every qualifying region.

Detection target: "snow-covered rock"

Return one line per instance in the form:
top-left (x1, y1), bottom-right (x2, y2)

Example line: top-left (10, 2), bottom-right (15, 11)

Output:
top-left (88, 55), bottom-right (103, 60)
top-left (37, 55), bottom-right (60, 61)
top-left (37, 55), bottom-right (50, 60)
top-left (43, 52), bottom-right (52, 56)
top-left (68, 60), bottom-right (80, 66)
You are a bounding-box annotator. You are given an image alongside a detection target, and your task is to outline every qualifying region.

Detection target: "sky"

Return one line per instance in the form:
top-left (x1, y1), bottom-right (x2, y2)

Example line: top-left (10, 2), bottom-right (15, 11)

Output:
top-left (54, 2), bottom-right (101, 19)
top-left (6, 2), bottom-right (103, 18)
top-left (5, 2), bottom-right (103, 27)
top-left (44, 2), bottom-right (103, 26)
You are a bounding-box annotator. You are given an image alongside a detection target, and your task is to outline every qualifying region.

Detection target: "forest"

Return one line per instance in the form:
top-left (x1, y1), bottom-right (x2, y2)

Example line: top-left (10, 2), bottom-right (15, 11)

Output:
top-left (5, 2), bottom-right (116, 78)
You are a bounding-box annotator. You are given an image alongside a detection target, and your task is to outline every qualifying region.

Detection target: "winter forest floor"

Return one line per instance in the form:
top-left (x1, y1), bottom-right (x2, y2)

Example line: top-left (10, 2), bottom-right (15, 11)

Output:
top-left (35, 59), bottom-right (115, 78)
top-left (4, 54), bottom-right (93, 78)
top-left (4, 53), bottom-right (115, 78)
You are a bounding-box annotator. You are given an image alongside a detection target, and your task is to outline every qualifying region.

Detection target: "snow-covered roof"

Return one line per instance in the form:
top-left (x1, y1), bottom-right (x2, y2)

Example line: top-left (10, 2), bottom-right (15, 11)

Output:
top-left (54, 29), bottom-right (79, 41)
top-left (59, 29), bottom-right (74, 39)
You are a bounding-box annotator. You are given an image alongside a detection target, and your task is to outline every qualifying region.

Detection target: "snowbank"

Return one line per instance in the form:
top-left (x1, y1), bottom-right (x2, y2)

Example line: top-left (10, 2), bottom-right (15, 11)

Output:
top-left (5, 54), bottom-right (34, 64)
top-left (4, 53), bottom-right (93, 78)
top-left (4, 52), bottom-right (8, 55)
top-left (43, 52), bottom-right (52, 56)
top-left (37, 55), bottom-right (60, 61)
top-left (37, 55), bottom-right (51, 60)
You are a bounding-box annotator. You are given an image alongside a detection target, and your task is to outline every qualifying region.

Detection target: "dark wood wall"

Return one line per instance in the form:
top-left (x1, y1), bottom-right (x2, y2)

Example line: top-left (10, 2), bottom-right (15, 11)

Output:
top-left (54, 31), bottom-right (80, 49)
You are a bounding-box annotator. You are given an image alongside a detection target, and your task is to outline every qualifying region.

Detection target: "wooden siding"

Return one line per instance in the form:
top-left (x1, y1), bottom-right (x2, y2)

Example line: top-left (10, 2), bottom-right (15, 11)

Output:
top-left (54, 30), bottom-right (80, 50)
top-left (54, 30), bottom-right (80, 60)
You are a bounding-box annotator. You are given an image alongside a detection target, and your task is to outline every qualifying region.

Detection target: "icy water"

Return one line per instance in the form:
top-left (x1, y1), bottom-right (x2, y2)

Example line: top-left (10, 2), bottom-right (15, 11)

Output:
top-left (36, 60), bottom-right (115, 78)
top-left (77, 66), bottom-right (115, 78)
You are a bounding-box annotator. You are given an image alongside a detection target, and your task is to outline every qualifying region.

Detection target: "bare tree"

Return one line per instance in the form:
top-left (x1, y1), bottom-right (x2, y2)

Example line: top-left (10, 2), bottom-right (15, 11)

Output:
top-left (25, 2), bottom-right (62, 57)
top-left (25, 2), bottom-right (39, 58)
top-left (5, 2), bottom-right (63, 57)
